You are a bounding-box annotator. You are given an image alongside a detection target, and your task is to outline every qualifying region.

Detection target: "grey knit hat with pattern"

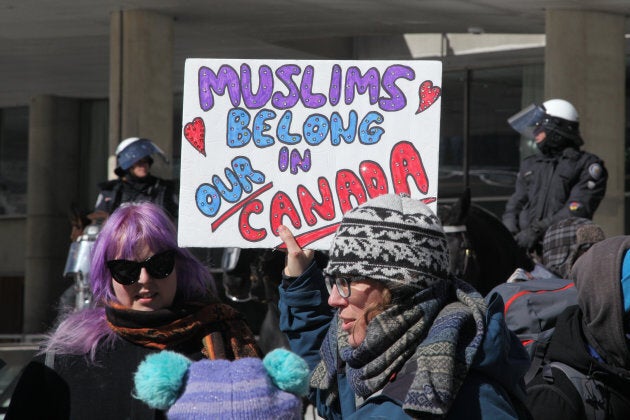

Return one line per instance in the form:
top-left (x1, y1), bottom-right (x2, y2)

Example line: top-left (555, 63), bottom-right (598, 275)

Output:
top-left (325, 194), bottom-right (450, 298)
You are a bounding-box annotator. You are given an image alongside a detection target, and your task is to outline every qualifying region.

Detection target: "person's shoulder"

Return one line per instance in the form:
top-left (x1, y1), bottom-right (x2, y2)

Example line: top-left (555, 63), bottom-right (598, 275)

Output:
top-left (150, 175), bottom-right (178, 188)
top-left (163, 177), bottom-right (179, 188)
top-left (564, 147), bottom-right (601, 162)
top-left (574, 150), bottom-right (607, 179)
top-left (579, 150), bottom-right (606, 165)
top-left (97, 179), bottom-right (122, 190)
top-left (519, 154), bottom-right (543, 169)
top-left (521, 154), bottom-right (540, 163)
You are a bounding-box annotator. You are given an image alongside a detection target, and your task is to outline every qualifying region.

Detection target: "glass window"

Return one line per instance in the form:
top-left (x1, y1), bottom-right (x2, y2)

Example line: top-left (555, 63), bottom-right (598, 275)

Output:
top-left (0, 107), bottom-right (28, 215)
top-left (438, 65), bottom-right (543, 217)
top-left (438, 71), bottom-right (466, 200)
top-left (468, 66), bottom-right (526, 215)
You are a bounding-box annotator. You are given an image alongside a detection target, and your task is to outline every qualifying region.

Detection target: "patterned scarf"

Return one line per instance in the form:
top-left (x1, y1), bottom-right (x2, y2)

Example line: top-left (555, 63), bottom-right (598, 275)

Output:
top-left (310, 278), bottom-right (487, 417)
top-left (106, 301), bottom-right (261, 360)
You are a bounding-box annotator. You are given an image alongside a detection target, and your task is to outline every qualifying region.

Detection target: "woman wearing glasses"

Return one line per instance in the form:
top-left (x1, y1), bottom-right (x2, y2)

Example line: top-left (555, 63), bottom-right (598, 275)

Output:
top-left (278, 194), bottom-right (531, 419)
top-left (7, 202), bottom-right (261, 419)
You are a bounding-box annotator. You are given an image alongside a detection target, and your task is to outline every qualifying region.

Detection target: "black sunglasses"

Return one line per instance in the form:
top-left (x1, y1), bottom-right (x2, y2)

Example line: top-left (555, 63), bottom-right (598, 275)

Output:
top-left (106, 249), bottom-right (176, 285)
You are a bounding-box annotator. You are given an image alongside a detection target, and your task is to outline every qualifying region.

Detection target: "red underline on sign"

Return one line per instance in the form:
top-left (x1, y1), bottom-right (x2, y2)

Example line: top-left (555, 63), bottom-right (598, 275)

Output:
top-left (421, 196), bottom-right (436, 205)
top-left (275, 222), bottom-right (341, 249)
top-left (210, 182), bottom-right (274, 232)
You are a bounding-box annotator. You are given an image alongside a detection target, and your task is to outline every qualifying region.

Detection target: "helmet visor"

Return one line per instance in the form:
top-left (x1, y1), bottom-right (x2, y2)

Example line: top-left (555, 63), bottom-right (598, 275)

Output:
top-left (507, 103), bottom-right (546, 139)
top-left (117, 138), bottom-right (167, 171)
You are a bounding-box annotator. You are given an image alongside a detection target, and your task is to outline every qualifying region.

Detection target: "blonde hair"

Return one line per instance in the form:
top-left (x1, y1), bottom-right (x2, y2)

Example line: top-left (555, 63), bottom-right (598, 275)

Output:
top-left (350, 279), bottom-right (392, 343)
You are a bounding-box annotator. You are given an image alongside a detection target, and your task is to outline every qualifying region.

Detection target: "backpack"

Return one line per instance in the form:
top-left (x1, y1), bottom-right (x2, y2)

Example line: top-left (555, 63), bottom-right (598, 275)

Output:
top-left (525, 335), bottom-right (630, 419)
top-left (489, 277), bottom-right (630, 419)
top-left (488, 276), bottom-right (578, 357)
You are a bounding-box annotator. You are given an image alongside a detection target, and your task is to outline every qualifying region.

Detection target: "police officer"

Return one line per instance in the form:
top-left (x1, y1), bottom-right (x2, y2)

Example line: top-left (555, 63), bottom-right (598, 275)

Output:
top-left (502, 99), bottom-right (607, 257)
top-left (94, 137), bottom-right (179, 219)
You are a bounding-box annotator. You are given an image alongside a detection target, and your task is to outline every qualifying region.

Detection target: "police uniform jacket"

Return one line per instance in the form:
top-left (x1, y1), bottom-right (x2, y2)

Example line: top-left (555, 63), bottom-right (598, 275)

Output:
top-left (503, 147), bottom-right (606, 234)
top-left (94, 174), bottom-right (179, 219)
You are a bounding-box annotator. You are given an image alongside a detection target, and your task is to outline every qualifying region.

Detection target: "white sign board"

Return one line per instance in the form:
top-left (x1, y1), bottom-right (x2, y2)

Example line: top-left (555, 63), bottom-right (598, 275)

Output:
top-left (178, 59), bottom-right (442, 250)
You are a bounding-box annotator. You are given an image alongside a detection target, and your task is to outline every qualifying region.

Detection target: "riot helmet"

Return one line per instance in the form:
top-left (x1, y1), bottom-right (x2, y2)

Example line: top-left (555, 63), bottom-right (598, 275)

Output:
top-left (508, 99), bottom-right (583, 155)
top-left (114, 137), bottom-right (168, 177)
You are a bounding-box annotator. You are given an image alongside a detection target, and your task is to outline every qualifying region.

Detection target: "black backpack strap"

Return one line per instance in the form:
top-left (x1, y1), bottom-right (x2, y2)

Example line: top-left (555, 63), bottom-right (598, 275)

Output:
top-left (527, 327), bottom-right (608, 420)
top-left (524, 334), bottom-right (552, 385)
top-left (547, 362), bottom-right (608, 420)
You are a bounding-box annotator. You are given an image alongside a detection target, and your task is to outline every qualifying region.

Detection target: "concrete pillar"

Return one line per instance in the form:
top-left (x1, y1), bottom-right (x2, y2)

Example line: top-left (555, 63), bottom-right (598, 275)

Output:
top-left (24, 95), bottom-right (81, 333)
top-left (109, 10), bottom-right (174, 179)
top-left (545, 9), bottom-right (626, 236)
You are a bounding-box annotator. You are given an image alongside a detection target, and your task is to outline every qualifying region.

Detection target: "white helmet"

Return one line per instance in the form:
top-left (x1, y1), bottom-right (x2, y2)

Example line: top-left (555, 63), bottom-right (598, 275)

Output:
top-left (507, 98), bottom-right (583, 150)
top-left (542, 99), bottom-right (578, 123)
top-left (114, 137), bottom-right (167, 177)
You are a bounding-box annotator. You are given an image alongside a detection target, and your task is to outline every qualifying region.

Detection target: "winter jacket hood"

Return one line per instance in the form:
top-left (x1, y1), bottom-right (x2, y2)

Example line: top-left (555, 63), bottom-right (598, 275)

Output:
top-left (571, 235), bottom-right (630, 371)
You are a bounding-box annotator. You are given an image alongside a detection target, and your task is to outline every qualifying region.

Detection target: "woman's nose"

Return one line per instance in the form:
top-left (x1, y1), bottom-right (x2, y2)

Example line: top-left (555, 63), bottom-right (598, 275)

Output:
top-left (137, 267), bottom-right (152, 284)
top-left (327, 285), bottom-right (347, 307)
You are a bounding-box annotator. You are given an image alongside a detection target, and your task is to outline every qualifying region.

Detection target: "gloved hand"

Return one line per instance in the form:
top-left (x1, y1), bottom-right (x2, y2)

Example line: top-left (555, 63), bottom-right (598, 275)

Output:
top-left (515, 227), bottom-right (540, 250)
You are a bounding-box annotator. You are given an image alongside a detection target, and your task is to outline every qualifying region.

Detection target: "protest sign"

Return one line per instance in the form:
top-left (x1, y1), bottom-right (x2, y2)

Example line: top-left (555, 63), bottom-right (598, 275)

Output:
top-left (178, 59), bottom-right (442, 249)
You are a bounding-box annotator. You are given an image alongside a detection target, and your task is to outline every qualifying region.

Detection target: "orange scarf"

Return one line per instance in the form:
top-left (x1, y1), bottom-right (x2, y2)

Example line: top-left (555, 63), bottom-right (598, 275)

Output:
top-left (106, 301), bottom-right (261, 360)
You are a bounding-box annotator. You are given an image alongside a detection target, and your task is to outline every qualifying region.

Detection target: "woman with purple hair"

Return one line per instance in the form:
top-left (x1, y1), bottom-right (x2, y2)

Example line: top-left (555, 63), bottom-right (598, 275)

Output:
top-left (7, 202), bottom-right (261, 419)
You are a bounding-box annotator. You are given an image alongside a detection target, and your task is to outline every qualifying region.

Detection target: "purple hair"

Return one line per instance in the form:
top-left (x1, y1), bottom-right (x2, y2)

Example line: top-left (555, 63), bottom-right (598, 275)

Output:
top-left (41, 202), bottom-right (217, 360)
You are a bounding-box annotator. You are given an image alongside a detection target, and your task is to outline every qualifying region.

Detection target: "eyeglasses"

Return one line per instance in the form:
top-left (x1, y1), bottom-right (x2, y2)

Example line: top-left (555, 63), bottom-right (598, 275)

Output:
top-left (106, 249), bottom-right (176, 285)
top-left (325, 275), bottom-right (352, 298)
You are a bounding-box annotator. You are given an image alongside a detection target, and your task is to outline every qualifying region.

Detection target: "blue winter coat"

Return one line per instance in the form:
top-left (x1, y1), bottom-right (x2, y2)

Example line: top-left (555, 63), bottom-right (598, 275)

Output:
top-left (278, 262), bottom-right (531, 419)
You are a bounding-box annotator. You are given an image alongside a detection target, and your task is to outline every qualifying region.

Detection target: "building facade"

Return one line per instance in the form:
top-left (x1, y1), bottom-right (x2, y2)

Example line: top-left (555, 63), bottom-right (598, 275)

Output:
top-left (0, 8), bottom-right (627, 333)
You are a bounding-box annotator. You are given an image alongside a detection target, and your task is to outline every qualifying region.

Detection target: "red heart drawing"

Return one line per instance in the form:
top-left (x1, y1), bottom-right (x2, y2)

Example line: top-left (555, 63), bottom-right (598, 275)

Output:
top-left (416, 80), bottom-right (441, 114)
top-left (184, 117), bottom-right (206, 156)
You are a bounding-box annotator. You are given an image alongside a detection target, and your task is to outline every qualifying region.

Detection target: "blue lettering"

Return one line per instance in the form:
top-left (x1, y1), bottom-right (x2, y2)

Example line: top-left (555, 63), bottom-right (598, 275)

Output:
top-left (196, 184), bottom-right (221, 217)
top-left (226, 108), bottom-right (252, 148)
top-left (252, 109), bottom-right (276, 147)
top-left (359, 112), bottom-right (385, 144)
top-left (330, 111), bottom-right (358, 145)
top-left (231, 157), bottom-right (265, 193)
top-left (212, 170), bottom-right (242, 203)
top-left (276, 111), bottom-right (301, 145)
top-left (303, 114), bottom-right (329, 146)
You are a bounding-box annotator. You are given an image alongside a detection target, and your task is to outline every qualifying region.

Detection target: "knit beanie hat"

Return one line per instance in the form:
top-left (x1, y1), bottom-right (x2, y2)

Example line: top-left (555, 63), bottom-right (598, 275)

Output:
top-left (134, 348), bottom-right (310, 420)
top-left (542, 217), bottom-right (604, 278)
top-left (325, 194), bottom-right (449, 298)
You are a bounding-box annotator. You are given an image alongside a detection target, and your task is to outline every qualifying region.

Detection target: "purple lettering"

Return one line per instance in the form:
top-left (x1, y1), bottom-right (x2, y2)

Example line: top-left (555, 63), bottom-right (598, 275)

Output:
top-left (344, 66), bottom-right (380, 106)
top-left (272, 64), bottom-right (300, 110)
top-left (379, 65), bottom-right (414, 112)
top-left (198, 65), bottom-right (240, 111)
top-left (241, 64), bottom-right (274, 109)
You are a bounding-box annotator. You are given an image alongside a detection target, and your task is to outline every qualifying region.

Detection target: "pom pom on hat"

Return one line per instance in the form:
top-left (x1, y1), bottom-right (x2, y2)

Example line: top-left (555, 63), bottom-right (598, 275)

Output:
top-left (134, 350), bottom-right (192, 410)
top-left (263, 348), bottom-right (310, 397)
top-left (326, 194), bottom-right (449, 297)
